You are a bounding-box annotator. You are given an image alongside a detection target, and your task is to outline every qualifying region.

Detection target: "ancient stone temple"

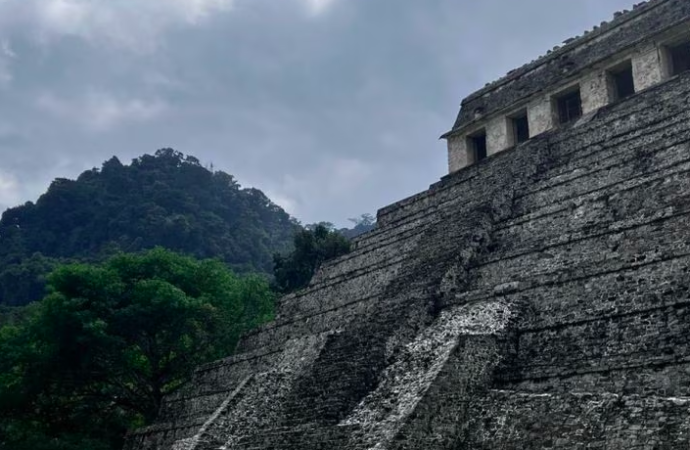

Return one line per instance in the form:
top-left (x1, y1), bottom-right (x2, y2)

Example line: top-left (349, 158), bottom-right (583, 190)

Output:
top-left (126, 0), bottom-right (690, 448)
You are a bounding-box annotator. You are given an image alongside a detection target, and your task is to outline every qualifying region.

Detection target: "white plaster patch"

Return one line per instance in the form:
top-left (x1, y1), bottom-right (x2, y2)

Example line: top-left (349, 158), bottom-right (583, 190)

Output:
top-left (172, 375), bottom-right (254, 450)
top-left (667, 397), bottom-right (690, 405)
top-left (172, 335), bottom-right (331, 450)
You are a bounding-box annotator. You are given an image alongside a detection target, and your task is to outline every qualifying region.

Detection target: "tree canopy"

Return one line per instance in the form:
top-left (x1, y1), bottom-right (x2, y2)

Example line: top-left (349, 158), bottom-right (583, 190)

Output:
top-left (273, 224), bottom-right (351, 294)
top-left (0, 149), bottom-right (298, 306)
top-left (0, 248), bottom-right (275, 450)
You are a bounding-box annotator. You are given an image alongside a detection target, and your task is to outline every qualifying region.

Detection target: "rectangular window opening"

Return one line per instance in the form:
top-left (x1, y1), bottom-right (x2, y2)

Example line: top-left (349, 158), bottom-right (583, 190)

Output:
top-left (511, 114), bottom-right (530, 144)
top-left (608, 61), bottom-right (635, 101)
top-left (667, 41), bottom-right (690, 76)
top-left (468, 132), bottom-right (487, 163)
top-left (555, 89), bottom-right (583, 125)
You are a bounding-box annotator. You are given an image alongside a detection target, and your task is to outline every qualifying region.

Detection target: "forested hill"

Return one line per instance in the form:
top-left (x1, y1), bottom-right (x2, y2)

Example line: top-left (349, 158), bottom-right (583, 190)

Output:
top-left (0, 149), bottom-right (298, 305)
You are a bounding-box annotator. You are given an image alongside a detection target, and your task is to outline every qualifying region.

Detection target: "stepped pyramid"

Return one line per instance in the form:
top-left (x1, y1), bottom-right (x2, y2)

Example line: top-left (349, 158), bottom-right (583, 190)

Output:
top-left (126, 1), bottom-right (690, 448)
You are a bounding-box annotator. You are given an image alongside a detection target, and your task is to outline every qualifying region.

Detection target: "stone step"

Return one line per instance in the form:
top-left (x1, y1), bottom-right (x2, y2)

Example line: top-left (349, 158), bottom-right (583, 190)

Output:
top-left (124, 416), bottom-right (207, 450)
top-left (508, 255), bottom-right (690, 331)
top-left (472, 212), bottom-right (690, 292)
top-left (341, 301), bottom-right (515, 450)
top-left (491, 162), bottom-right (690, 265)
top-left (515, 132), bottom-right (690, 219)
top-left (466, 390), bottom-right (690, 450)
top-left (506, 301), bottom-right (690, 380)
top-left (498, 360), bottom-right (690, 398)
top-left (158, 390), bottom-right (228, 422)
top-left (237, 289), bottom-right (430, 354)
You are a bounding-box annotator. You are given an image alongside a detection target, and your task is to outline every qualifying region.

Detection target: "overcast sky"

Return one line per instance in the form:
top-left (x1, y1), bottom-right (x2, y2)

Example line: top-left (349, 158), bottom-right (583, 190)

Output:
top-left (0, 0), bottom-right (638, 226)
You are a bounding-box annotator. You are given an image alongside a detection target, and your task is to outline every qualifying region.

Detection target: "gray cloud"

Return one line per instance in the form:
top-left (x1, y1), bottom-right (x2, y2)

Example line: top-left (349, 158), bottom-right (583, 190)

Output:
top-left (0, 0), bottom-right (637, 225)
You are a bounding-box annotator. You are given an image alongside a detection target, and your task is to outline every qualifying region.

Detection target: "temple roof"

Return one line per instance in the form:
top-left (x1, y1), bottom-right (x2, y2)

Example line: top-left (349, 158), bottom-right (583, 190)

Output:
top-left (442, 0), bottom-right (673, 138)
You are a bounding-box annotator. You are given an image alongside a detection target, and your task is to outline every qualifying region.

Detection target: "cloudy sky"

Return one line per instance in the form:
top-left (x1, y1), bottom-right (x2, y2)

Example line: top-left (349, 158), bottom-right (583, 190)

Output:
top-left (0, 0), bottom-right (638, 226)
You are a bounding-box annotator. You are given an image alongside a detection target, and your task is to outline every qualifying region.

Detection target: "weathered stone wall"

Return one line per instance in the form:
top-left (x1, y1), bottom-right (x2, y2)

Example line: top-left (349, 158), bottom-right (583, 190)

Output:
top-left (126, 66), bottom-right (690, 450)
top-left (452, 0), bottom-right (689, 131)
top-left (468, 391), bottom-right (690, 449)
top-left (444, 0), bottom-right (690, 173)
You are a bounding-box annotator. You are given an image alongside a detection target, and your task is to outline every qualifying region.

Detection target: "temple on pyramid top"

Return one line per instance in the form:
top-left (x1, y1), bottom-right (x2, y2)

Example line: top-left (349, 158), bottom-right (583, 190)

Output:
top-left (442, 0), bottom-right (690, 173)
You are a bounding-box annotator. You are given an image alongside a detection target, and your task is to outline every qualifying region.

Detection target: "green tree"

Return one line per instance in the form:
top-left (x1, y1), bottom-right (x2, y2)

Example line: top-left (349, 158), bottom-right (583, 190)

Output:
top-left (0, 253), bottom-right (62, 306)
top-left (0, 149), bottom-right (298, 307)
top-left (273, 224), bottom-right (351, 293)
top-left (0, 248), bottom-right (275, 450)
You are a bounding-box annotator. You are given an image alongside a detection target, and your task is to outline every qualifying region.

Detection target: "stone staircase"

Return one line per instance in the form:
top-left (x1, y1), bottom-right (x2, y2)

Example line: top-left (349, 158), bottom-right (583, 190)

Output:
top-left (126, 69), bottom-right (690, 450)
top-left (342, 301), bottom-right (517, 449)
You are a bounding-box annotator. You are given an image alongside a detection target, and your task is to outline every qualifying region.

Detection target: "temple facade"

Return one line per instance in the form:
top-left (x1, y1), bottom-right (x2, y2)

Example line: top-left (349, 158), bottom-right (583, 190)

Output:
top-left (443, 0), bottom-right (690, 172)
top-left (127, 1), bottom-right (690, 449)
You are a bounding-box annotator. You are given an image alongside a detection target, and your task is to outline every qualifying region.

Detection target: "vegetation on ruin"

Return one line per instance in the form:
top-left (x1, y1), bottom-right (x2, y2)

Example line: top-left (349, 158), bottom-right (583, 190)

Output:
top-left (273, 223), bottom-right (352, 293)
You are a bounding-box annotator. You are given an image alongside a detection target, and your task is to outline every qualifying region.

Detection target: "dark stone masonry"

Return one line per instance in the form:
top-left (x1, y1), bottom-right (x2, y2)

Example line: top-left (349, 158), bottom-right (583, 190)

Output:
top-left (126, 1), bottom-right (690, 448)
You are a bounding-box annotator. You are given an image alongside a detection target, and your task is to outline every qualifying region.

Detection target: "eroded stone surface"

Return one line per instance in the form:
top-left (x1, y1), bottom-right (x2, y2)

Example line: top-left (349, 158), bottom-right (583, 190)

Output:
top-left (126, 11), bottom-right (690, 450)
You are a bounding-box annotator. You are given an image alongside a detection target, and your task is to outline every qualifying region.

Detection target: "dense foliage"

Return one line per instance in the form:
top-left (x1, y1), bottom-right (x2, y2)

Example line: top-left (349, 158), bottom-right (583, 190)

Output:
top-left (0, 253), bottom-right (62, 307)
top-left (0, 149), bottom-right (297, 306)
top-left (0, 248), bottom-right (275, 450)
top-left (273, 224), bottom-right (351, 293)
top-left (0, 145), bottom-right (372, 449)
